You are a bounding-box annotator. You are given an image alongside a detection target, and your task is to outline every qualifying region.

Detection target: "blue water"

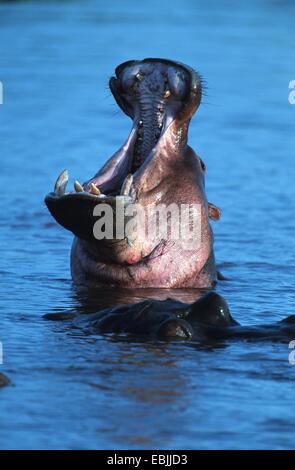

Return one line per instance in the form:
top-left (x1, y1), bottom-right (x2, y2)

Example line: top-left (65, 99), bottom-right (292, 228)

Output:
top-left (1, 0), bottom-right (295, 450)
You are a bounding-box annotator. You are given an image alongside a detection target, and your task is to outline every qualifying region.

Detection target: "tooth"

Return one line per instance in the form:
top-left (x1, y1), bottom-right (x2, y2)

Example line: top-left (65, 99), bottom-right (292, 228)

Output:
top-left (54, 169), bottom-right (68, 196)
top-left (163, 89), bottom-right (171, 98)
top-left (74, 180), bottom-right (84, 193)
top-left (90, 183), bottom-right (101, 195)
top-left (120, 174), bottom-right (133, 196)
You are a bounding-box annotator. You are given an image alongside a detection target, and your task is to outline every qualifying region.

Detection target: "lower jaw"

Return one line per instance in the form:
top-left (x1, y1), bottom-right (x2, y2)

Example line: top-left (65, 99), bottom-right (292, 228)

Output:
top-left (71, 240), bottom-right (216, 289)
top-left (71, 241), bottom-right (162, 288)
top-left (72, 267), bottom-right (215, 289)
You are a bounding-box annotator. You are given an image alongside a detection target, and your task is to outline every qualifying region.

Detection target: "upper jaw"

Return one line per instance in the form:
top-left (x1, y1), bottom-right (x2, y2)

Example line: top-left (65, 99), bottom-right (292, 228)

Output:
top-left (107, 58), bottom-right (202, 177)
top-left (110, 58), bottom-right (202, 122)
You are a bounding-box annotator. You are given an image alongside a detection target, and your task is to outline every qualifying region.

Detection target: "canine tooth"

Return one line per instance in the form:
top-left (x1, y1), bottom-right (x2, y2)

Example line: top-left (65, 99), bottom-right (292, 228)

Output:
top-left (120, 174), bottom-right (133, 196)
top-left (54, 169), bottom-right (68, 196)
top-left (90, 183), bottom-right (101, 195)
top-left (74, 180), bottom-right (84, 193)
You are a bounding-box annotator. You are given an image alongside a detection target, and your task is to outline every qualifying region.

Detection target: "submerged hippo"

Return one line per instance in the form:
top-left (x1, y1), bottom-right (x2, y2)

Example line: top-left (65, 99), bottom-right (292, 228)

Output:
top-left (44, 292), bottom-right (295, 342)
top-left (45, 58), bottom-right (221, 288)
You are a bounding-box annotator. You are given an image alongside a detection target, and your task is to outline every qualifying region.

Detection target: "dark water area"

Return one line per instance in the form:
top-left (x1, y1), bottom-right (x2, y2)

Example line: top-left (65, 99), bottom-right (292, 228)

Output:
top-left (0, 0), bottom-right (295, 450)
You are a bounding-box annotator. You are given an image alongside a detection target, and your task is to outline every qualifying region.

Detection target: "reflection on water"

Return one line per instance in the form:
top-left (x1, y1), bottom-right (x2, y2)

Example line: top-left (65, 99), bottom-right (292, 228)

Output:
top-left (72, 286), bottom-right (207, 310)
top-left (0, 0), bottom-right (295, 450)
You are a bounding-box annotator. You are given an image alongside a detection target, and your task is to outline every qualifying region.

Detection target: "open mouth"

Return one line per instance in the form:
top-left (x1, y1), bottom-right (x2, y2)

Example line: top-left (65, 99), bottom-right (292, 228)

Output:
top-left (45, 58), bottom-right (202, 241)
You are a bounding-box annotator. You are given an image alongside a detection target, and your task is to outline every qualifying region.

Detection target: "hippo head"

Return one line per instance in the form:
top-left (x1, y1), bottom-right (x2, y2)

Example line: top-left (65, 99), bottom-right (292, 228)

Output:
top-left (45, 59), bottom-right (218, 288)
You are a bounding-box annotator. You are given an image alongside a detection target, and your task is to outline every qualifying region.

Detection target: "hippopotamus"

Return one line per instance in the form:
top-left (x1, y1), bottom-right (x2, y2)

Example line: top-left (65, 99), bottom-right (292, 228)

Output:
top-left (45, 58), bottom-right (221, 288)
top-left (44, 291), bottom-right (295, 342)
top-left (44, 58), bottom-right (295, 340)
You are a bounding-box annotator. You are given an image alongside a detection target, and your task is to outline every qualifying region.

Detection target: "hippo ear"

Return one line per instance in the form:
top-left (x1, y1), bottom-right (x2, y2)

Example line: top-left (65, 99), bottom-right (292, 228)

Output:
top-left (208, 202), bottom-right (221, 221)
top-left (199, 157), bottom-right (206, 172)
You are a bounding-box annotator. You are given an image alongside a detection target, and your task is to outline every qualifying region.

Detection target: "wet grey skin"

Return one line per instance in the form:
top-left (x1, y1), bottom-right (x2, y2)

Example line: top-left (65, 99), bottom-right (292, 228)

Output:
top-left (74, 292), bottom-right (238, 339)
top-left (44, 292), bottom-right (295, 342)
top-left (45, 58), bottom-right (220, 288)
